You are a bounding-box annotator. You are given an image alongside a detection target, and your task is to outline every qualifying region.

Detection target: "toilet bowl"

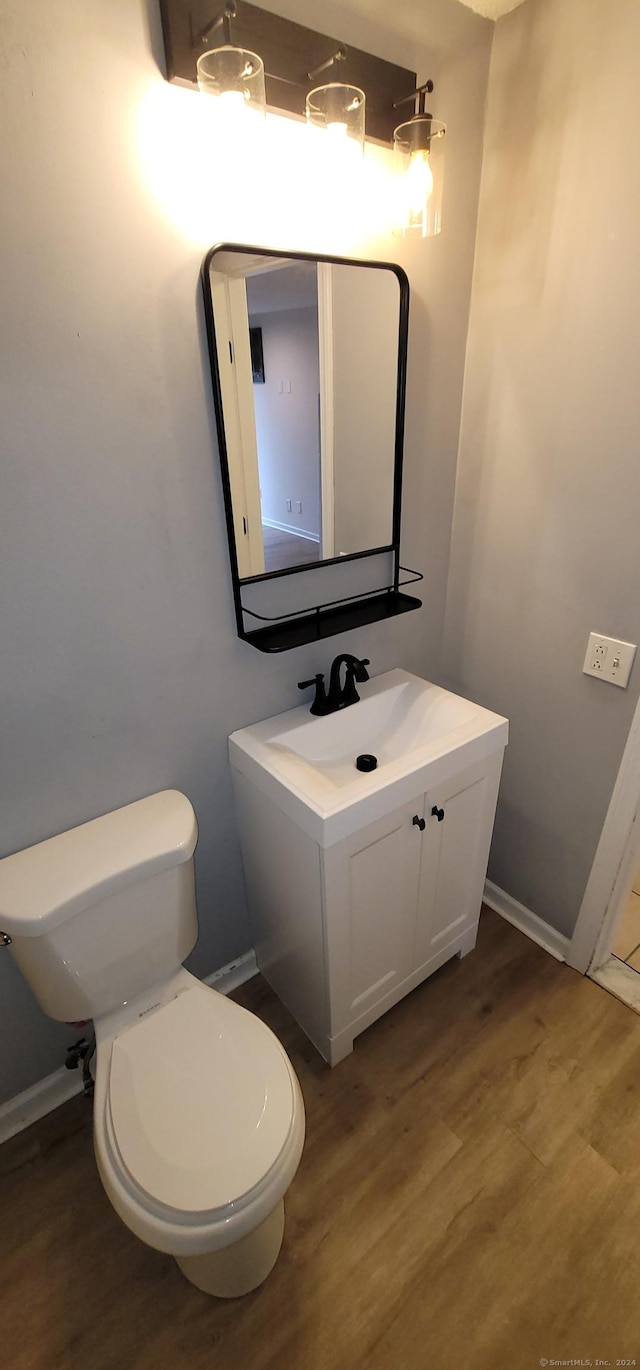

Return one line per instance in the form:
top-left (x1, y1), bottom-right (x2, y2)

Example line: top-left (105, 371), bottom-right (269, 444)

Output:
top-left (93, 969), bottom-right (305, 1295)
top-left (0, 791), bottom-right (305, 1297)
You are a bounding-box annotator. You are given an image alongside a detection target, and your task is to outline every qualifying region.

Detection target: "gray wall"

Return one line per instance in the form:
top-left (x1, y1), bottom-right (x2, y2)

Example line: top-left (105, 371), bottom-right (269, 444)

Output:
top-left (443, 0), bottom-right (640, 937)
top-left (0, 0), bottom-right (491, 1103)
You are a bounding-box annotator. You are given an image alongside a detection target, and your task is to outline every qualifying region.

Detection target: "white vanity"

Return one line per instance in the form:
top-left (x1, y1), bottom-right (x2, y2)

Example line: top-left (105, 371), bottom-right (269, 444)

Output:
top-left (230, 670), bottom-right (508, 1065)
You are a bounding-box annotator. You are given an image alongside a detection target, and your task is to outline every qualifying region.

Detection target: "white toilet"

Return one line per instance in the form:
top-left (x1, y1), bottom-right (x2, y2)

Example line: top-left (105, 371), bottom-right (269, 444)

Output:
top-left (0, 790), bottom-right (305, 1298)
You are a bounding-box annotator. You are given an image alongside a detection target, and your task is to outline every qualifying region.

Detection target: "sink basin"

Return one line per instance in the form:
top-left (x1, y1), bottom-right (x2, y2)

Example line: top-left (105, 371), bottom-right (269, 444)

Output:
top-left (272, 676), bottom-right (476, 781)
top-left (230, 669), bottom-right (508, 846)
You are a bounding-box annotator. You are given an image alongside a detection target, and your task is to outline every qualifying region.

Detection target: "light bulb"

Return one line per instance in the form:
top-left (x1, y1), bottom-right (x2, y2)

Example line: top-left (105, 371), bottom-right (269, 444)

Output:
top-left (305, 84), bottom-right (365, 159)
top-left (393, 115), bottom-right (445, 237)
top-left (218, 89), bottom-right (248, 113)
top-left (209, 84), bottom-right (264, 163)
top-left (196, 46), bottom-right (266, 136)
top-left (405, 148), bottom-right (434, 228)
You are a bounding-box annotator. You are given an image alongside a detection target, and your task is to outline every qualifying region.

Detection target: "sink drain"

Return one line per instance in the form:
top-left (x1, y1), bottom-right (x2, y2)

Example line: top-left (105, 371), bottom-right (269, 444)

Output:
top-left (355, 753), bottom-right (378, 772)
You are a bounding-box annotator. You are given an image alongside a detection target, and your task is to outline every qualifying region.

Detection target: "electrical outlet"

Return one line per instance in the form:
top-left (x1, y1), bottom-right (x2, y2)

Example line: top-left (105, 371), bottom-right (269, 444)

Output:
top-left (296, 501), bottom-right (302, 514)
top-left (583, 632), bottom-right (637, 688)
top-left (286, 499), bottom-right (292, 512)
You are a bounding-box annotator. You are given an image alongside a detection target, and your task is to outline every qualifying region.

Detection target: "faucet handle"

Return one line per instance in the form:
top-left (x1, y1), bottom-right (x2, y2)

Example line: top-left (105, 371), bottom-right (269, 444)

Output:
top-left (297, 673), bottom-right (329, 716)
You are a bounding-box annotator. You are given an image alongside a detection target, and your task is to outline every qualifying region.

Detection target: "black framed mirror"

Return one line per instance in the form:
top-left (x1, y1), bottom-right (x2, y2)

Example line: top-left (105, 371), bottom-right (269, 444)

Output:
top-left (201, 243), bottom-right (421, 651)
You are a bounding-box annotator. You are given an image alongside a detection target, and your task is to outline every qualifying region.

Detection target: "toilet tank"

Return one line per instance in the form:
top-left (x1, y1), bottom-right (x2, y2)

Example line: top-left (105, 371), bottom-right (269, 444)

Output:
top-left (0, 791), bottom-right (199, 1022)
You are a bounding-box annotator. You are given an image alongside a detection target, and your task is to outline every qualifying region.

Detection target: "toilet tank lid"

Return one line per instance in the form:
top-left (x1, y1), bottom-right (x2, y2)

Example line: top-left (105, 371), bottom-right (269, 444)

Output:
top-left (0, 791), bottom-right (198, 937)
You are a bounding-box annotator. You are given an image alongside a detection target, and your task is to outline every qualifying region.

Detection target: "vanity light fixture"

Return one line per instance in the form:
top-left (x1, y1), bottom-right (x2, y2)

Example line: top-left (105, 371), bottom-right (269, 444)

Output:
top-left (159, 1), bottom-right (415, 143)
top-left (195, 1), bottom-right (266, 125)
top-left (393, 81), bottom-right (446, 238)
top-left (159, 2), bottom-right (448, 233)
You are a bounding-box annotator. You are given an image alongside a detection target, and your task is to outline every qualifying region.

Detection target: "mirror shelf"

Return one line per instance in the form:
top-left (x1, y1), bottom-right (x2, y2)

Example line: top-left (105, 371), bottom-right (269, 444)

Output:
top-left (242, 572), bottom-right (423, 653)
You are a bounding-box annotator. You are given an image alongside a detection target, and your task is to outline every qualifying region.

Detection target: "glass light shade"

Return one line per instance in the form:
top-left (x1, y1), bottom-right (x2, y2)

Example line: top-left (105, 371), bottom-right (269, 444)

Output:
top-left (393, 117), bottom-right (446, 238)
top-left (196, 45), bottom-right (266, 122)
top-left (305, 84), bottom-right (366, 156)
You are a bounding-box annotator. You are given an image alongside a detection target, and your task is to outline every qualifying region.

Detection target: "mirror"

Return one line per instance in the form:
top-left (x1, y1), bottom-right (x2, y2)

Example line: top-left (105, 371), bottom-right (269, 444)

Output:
top-left (202, 245), bottom-right (409, 584)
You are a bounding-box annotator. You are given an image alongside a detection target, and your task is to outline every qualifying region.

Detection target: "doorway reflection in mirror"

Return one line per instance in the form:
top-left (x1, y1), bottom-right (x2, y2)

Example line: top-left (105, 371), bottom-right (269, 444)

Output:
top-left (247, 261), bottom-right (321, 572)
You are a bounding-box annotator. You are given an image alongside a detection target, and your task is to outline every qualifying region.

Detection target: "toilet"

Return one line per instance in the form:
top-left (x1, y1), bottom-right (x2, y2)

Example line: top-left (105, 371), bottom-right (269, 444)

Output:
top-left (0, 790), bottom-right (305, 1298)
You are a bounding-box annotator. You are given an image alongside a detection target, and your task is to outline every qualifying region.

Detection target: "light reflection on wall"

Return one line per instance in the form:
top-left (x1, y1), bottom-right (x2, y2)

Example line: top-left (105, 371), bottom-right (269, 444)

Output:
top-left (137, 81), bottom-right (398, 254)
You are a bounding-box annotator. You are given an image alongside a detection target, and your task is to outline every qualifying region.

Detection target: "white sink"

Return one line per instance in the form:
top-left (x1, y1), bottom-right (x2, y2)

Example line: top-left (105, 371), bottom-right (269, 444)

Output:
top-left (230, 669), bottom-right (508, 846)
top-left (272, 675), bottom-right (477, 781)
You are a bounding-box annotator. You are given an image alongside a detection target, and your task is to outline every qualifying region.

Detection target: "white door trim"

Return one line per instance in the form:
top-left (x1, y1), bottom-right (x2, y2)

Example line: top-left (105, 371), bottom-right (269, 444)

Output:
top-left (567, 691), bottom-right (640, 974)
top-left (209, 271), bottom-right (265, 579)
top-left (317, 262), bottom-right (335, 561)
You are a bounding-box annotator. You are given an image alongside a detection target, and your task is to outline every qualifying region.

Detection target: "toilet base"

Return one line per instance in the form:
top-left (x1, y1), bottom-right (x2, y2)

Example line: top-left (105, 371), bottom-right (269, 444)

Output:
top-left (175, 1200), bottom-right (285, 1298)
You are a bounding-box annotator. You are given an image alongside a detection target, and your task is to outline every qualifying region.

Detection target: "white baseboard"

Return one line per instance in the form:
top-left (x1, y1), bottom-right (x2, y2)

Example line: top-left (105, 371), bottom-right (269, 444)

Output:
top-left (262, 517), bottom-right (318, 543)
top-left (0, 1067), bottom-right (84, 1147)
top-left (483, 880), bottom-right (570, 962)
top-left (0, 951), bottom-right (259, 1147)
top-left (203, 949), bottom-right (258, 995)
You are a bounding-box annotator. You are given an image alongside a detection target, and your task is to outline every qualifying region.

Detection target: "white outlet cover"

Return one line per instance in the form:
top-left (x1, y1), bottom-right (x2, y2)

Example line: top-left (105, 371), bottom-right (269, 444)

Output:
top-left (583, 632), bottom-right (637, 689)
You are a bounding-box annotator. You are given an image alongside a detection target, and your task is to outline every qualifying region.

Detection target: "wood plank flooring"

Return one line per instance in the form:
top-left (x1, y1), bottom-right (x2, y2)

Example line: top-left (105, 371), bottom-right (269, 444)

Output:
top-left (2, 909), bottom-right (640, 1370)
top-left (262, 525), bottom-right (320, 573)
top-left (613, 865), bottom-right (640, 968)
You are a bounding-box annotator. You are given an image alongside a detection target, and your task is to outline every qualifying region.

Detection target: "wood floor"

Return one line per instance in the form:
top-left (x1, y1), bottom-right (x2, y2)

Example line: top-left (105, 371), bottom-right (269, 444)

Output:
top-left (613, 863), bottom-right (640, 968)
top-left (3, 909), bottom-right (640, 1370)
top-left (262, 524), bottom-right (320, 572)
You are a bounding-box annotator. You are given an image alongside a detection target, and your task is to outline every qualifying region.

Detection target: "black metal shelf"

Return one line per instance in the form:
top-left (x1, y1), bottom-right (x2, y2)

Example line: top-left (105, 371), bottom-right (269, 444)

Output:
top-left (242, 590), bottom-right (421, 653)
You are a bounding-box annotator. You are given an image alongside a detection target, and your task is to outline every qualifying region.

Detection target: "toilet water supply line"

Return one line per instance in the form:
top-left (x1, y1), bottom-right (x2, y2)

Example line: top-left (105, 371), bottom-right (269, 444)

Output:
top-left (65, 1032), bottom-right (96, 1096)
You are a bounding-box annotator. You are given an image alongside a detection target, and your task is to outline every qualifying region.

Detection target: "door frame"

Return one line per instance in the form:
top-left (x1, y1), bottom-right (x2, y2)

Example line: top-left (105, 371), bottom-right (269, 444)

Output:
top-left (567, 689), bottom-right (640, 974)
top-left (316, 262), bottom-right (335, 561)
top-left (208, 270), bottom-right (265, 579)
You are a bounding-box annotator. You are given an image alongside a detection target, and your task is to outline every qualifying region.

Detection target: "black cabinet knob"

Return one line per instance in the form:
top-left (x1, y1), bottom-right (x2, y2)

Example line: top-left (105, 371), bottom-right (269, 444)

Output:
top-left (431, 806), bottom-right (445, 822)
top-left (412, 815), bottom-right (426, 831)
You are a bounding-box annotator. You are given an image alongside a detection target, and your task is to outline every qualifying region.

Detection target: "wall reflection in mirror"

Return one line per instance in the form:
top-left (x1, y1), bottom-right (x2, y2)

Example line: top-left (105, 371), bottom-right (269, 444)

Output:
top-left (204, 246), bottom-right (406, 581)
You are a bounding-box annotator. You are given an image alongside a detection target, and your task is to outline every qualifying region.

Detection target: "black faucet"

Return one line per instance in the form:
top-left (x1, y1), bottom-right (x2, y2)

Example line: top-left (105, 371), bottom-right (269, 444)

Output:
top-left (298, 654), bottom-right (370, 715)
top-left (328, 654), bottom-right (370, 710)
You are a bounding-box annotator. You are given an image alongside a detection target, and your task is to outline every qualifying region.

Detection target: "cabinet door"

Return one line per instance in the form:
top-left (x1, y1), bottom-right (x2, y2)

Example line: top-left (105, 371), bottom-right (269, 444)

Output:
top-left (414, 754), bottom-right (503, 967)
top-left (323, 798), bottom-right (425, 1033)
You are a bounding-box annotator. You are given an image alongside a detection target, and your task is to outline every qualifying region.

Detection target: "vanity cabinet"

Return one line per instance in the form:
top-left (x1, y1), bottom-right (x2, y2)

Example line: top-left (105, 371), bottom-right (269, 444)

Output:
top-left (232, 750), bottom-right (503, 1066)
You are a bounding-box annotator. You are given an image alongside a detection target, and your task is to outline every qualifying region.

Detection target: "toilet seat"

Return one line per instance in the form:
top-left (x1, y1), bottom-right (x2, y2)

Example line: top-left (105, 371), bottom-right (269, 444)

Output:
top-left (93, 969), bottom-right (305, 1256)
top-left (106, 985), bottom-right (295, 1217)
